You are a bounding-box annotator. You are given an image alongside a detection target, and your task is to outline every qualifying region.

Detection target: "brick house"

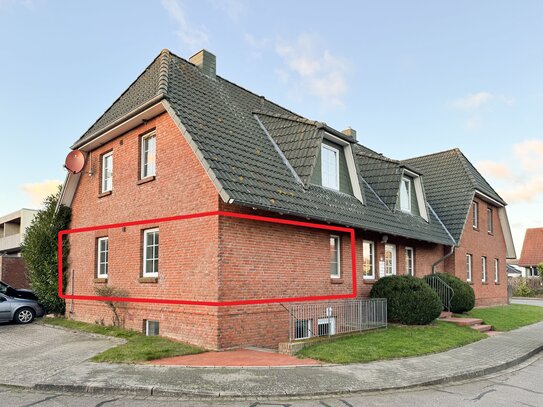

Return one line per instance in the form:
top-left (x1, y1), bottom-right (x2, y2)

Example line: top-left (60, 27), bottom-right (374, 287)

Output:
top-left (59, 49), bottom-right (515, 349)
top-left (517, 228), bottom-right (543, 278)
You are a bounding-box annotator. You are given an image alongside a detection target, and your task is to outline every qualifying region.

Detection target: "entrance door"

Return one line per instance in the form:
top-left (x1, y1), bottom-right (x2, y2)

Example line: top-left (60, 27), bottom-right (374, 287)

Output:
top-left (384, 244), bottom-right (396, 276)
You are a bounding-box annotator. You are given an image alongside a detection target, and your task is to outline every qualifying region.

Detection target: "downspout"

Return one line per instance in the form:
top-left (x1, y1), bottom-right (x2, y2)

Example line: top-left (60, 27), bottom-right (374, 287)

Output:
top-left (432, 246), bottom-right (455, 274)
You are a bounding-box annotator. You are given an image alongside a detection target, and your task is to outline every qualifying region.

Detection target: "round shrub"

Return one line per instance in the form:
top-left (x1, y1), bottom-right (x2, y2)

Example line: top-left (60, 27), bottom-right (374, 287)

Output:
top-left (369, 275), bottom-right (442, 325)
top-left (428, 273), bottom-right (475, 313)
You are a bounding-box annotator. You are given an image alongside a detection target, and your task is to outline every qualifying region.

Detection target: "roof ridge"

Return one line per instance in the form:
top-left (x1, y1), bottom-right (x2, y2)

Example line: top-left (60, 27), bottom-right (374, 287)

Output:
top-left (405, 147), bottom-right (459, 162)
top-left (157, 49), bottom-right (170, 96)
top-left (253, 110), bottom-right (324, 128)
top-left (357, 150), bottom-right (400, 165)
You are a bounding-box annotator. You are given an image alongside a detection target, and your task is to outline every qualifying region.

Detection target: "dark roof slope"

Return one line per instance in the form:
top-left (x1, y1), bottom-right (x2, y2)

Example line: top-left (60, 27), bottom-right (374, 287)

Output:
top-left (405, 148), bottom-right (506, 242)
top-left (518, 228), bottom-right (543, 266)
top-left (71, 49), bottom-right (455, 246)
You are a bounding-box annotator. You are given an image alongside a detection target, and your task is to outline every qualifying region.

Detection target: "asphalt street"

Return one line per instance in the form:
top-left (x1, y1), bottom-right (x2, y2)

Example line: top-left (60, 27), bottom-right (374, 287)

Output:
top-left (1, 353), bottom-right (542, 407)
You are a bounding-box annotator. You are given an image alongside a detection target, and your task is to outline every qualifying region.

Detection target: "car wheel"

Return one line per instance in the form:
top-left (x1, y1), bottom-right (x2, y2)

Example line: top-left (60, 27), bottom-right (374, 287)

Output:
top-left (14, 308), bottom-right (35, 324)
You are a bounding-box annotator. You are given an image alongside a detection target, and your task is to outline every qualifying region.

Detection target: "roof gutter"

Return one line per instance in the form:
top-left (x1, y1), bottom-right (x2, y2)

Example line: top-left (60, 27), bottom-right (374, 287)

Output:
top-left (71, 94), bottom-right (165, 150)
top-left (432, 245), bottom-right (455, 274)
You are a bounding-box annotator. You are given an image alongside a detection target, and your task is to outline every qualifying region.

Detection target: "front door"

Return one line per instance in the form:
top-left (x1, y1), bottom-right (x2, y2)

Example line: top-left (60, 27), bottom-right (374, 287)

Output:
top-left (384, 244), bottom-right (396, 276)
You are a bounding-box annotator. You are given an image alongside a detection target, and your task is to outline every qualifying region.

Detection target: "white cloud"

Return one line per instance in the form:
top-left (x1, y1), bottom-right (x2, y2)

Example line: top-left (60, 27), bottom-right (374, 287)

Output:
top-left (209, 0), bottom-right (247, 21)
top-left (513, 139), bottom-right (543, 173)
top-left (275, 34), bottom-right (350, 108)
top-left (162, 0), bottom-right (209, 52)
top-left (451, 91), bottom-right (515, 110)
top-left (477, 160), bottom-right (513, 180)
top-left (21, 180), bottom-right (62, 207)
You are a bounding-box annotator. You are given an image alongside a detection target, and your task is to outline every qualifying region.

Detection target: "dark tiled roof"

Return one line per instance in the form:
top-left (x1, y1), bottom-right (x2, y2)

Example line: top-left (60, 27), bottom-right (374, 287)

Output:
top-left (71, 50), bottom-right (455, 246)
top-left (404, 149), bottom-right (506, 242)
top-left (518, 228), bottom-right (543, 266)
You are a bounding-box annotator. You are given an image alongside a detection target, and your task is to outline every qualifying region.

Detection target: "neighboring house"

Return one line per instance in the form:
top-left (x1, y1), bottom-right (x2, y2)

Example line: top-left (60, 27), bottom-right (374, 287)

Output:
top-left (517, 228), bottom-right (543, 278)
top-left (405, 150), bottom-right (516, 306)
top-left (0, 209), bottom-right (38, 288)
top-left (506, 264), bottom-right (522, 278)
top-left (59, 49), bottom-right (514, 350)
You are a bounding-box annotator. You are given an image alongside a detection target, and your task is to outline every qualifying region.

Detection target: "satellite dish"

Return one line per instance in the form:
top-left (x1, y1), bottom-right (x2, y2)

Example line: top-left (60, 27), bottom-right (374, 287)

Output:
top-left (64, 150), bottom-right (86, 174)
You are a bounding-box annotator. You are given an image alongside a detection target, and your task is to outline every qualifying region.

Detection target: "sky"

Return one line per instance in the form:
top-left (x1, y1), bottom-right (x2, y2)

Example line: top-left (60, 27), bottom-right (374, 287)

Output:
top-left (1, 0), bottom-right (542, 255)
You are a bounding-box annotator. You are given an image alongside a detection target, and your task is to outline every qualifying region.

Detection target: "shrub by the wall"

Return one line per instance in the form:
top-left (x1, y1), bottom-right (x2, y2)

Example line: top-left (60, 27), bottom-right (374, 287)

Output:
top-left (369, 275), bottom-right (442, 325)
top-left (428, 273), bottom-right (475, 313)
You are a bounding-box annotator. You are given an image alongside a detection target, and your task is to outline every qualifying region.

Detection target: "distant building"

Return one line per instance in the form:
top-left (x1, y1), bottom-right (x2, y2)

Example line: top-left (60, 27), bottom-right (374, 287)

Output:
top-left (518, 228), bottom-right (543, 278)
top-left (0, 208), bottom-right (38, 288)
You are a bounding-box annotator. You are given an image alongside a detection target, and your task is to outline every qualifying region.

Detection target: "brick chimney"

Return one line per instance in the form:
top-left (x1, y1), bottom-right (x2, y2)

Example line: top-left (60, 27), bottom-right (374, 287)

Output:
top-left (342, 127), bottom-right (357, 141)
top-left (189, 49), bottom-right (216, 79)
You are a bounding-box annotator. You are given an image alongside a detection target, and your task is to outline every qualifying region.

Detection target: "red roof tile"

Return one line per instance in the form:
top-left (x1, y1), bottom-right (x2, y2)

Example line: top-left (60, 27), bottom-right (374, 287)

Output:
top-left (518, 228), bottom-right (543, 266)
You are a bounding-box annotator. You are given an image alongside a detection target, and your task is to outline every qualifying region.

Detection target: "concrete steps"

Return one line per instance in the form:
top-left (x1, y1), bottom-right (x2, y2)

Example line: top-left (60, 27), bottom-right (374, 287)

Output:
top-left (439, 312), bottom-right (496, 336)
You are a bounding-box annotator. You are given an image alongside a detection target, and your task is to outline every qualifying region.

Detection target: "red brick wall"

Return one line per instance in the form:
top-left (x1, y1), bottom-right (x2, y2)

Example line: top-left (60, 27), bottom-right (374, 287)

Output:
top-left (0, 256), bottom-right (30, 289)
top-left (68, 112), bottom-right (223, 349)
top-left (446, 198), bottom-right (508, 306)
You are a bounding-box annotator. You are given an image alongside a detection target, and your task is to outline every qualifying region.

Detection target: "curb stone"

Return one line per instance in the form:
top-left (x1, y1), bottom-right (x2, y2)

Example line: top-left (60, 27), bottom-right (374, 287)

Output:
top-left (19, 345), bottom-right (542, 399)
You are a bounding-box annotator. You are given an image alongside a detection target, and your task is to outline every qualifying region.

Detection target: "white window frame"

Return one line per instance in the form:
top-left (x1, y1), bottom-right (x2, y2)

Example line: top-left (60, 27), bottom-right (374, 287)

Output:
top-left (96, 237), bottom-right (109, 278)
top-left (321, 144), bottom-right (340, 190)
top-left (405, 247), bottom-right (414, 276)
top-left (143, 228), bottom-right (159, 277)
top-left (527, 266), bottom-right (538, 278)
top-left (141, 131), bottom-right (156, 179)
top-left (101, 151), bottom-right (113, 193)
top-left (400, 177), bottom-right (412, 213)
top-left (482, 256), bottom-right (487, 283)
top-left (317, 317), bottom-right (337, 336)
top-left (330, 235), bottom-right (341, 278)
top-left (294, 319), bottom-right (312, 340)
top-left (487, 207), bottom-right (493, 234)
top-left (145, 320), bottom-right (159, 336)
top-left (384, 244), bottom-right (397, 276)
top-left (472, 202), bottom-right (479, 229)
top-left (466, 254), bottom-right (472, 282)
top-left (494, 258), bottom-right (499, 283)
top-left (362, 240), bottom-right (375, 279)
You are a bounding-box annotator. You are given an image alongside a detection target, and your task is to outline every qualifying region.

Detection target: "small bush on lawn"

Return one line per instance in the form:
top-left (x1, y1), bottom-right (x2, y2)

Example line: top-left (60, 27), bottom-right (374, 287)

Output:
top-left (369, 275), bottom-right (442, 325)
top-left (428, 273), bottom-right (475, 313)
top-left (513, 279), bottom-right (534, 297)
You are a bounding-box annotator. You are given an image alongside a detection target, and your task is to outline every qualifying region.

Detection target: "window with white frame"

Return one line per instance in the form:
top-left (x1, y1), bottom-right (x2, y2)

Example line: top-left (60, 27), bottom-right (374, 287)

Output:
top-left (487, 207), bottom-right (494, 234)
top-left (321, 144), bottom-right (339, 190)
top-left (294, 319), bottom-right (311, 340)
top-left (96, 237), bottom-right (108, 278)
top-left (472, 202), bottom-right (479, 229)
top-left (143, 228), bottom-right (159, 277)
top-left (405, 247), bottom-right (415, 276)
top-left (399, 177), bottom-right (412, 213)
top-left (466, 254), bottom-right (472, 282)
top-left (317, 317), bottom-right (336, 336)
top-left (330, 235), bottom-right (340, 278)
top-left (482, 256), bottom-right (487, 283)
top-left (384, 244), bottom-right (396, 276)
top-left (141, 131), bottom-right (156, 179)
top-left (101, 151), bottom-right (113, 193)
top-left (362, 240), bottom-right (375, 279)
top-left (494, 259), bottom-right (499, 283)
top-left (526, 266), bottom-right (538, 278)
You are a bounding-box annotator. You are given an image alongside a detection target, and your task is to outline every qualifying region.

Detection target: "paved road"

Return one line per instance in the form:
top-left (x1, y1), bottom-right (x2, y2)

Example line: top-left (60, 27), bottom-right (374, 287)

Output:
top-left (1, 353), bottom-right (542, 406)
top-left (512, 298), bottom-right (543, 307)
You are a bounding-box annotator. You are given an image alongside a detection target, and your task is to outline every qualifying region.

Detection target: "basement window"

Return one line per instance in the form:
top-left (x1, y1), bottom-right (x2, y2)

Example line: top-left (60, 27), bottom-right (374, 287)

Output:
top-left (317, 317), bottom-right (336, 336)
top-left (145, 320), bottom-right (159, 336)
top-left (294, 319), bottom-right (311, 340)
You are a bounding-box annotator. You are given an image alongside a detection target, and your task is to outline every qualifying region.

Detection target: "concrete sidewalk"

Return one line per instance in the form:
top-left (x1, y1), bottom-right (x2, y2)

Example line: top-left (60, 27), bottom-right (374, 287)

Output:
top-left (2, 321), bottom-right (542, 399)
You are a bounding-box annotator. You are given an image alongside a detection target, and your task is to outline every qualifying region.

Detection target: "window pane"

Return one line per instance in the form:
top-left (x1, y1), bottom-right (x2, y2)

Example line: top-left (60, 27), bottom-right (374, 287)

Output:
top-left (400, 179), bottom-right (411, 212)
top-left (321, 146), bottom-right (338, 190)
top-left (330, 236), bottom-right (339, 277)
top-left (363, 241), bottom-right (374, 277)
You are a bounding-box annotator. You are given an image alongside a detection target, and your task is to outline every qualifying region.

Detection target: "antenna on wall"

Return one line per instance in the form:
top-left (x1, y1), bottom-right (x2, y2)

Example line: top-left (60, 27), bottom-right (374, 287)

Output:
top-left (64, 150), bottom-right (88, 174)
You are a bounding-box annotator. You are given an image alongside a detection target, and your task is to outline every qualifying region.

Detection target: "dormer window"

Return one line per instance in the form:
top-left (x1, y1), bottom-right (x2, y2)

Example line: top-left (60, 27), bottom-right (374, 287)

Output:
top-left (321, 144), bottom-right (339, 190)
top-left (399, 177), bottom-right (412, 213)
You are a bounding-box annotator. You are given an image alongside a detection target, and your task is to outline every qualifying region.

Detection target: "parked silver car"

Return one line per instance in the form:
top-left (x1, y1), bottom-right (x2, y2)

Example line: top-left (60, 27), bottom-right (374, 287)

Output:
top-left (0, 293), bottom-right (45, 324)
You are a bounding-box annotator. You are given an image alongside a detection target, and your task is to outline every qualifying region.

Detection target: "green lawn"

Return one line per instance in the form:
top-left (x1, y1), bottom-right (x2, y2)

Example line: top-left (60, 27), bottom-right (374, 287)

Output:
top-left (297, 321), bottom-right (485, 364)
top-left (42, 318), bottom-right (204, 363)
top-left (461, 304), bottom-right (543, 332)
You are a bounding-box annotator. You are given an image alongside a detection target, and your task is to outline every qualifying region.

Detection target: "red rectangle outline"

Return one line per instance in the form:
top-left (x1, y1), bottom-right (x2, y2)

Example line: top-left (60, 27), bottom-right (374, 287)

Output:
top-left (58, 210), bottom-right (357, 306)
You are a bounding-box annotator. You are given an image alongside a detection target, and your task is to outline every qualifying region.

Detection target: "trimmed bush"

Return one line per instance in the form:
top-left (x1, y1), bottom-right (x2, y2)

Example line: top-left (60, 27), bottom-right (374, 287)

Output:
top-left (369, 275), bottom-right (442, 325)
top-left (427, 273), bottom-right (475, 313)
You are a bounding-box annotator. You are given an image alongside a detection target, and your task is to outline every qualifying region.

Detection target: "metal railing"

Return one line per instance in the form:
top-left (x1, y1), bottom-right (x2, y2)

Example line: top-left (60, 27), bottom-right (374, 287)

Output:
top-left (287, 299), bottom-right (387, 342)
top-left (424, 275), bottom-right (454, 312)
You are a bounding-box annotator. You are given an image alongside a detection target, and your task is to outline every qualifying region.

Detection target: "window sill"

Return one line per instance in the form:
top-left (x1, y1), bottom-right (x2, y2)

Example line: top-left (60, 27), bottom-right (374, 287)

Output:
top-left (137, 176), bottom-right (156, 185)
top-left (139, 277), bottom-right (158, 283)
top-left (467, 281), bottom-right (473, 285)
top-left (494, 282), bottom-right (500, 285)
top-left (93, 278), bottom-right (108, 283)
top-left (98, 191), bottom-right (112, 198)
top-left (482, 282), bottom-right (488, 285)
top-left (330, 278), bottom-right (343, 284)
top-left (473, 227), bottom-right (479, 232)
top-left (488, 232), bottom-right (494, 236)
top-left (363, 277), bottom-right (377, 282)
